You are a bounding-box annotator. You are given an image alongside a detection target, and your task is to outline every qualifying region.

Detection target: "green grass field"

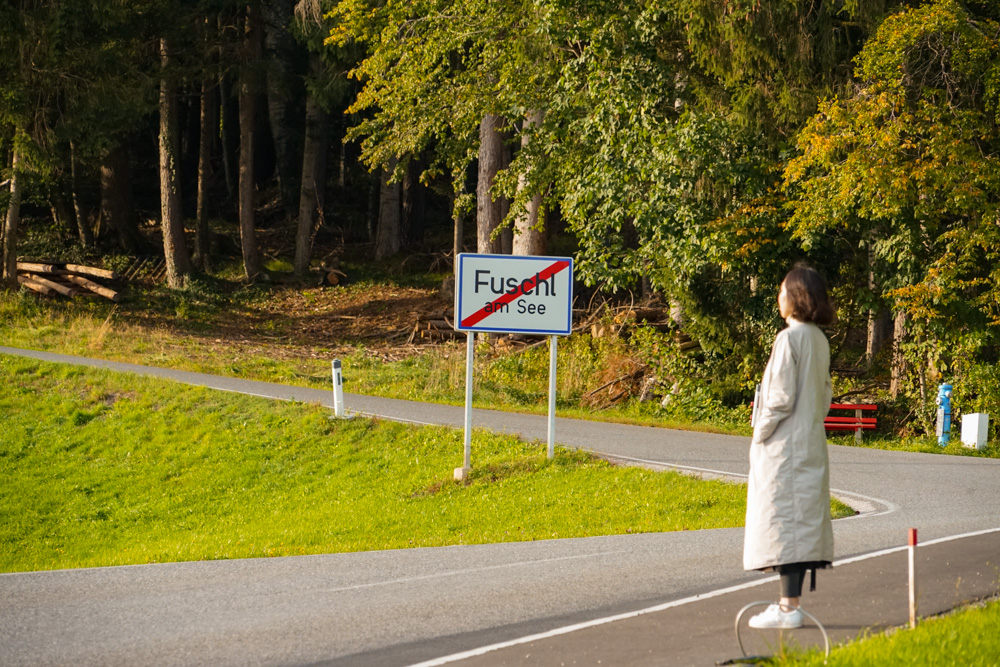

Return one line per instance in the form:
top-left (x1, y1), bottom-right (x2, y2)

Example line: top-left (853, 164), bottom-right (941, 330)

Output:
top-left (1, 353), bottom-right (790, 573)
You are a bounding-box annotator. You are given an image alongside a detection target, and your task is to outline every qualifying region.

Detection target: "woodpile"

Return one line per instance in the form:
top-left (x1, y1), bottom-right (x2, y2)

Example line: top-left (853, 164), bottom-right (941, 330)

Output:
top-left (675, 332), bottom-right (701, 353)
top-left (16, 261), bottom-right (121, 302)
top-left (407, 318), bottom-right (463, 343)
top-left (318, 257), bottom-right (347, 287)
top-left (582, 364), bottom-right (650, 409)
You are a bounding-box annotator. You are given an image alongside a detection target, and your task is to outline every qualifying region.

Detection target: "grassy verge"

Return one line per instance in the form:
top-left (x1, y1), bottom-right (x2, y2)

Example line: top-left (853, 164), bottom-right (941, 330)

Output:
top-left (773, 597), bottom-right (1000, 666)
top-left (0, 287), bottom-right (752, 435)
top-left (3, 288), bottom-right (994, 455)
top-left (1, 354), bottom-right (779, 573)
top-left (825, 431), bottom-right (1000, 458)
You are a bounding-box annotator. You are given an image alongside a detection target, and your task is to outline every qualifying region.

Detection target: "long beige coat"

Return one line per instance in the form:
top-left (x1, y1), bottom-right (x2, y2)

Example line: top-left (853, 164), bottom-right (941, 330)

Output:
top-left (744, 318), bottom-right (834, 571)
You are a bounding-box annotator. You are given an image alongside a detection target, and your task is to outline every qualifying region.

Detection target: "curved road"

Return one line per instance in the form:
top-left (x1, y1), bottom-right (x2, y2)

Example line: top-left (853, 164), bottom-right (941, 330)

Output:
top-left (1, 346), bottom-right (998, 666)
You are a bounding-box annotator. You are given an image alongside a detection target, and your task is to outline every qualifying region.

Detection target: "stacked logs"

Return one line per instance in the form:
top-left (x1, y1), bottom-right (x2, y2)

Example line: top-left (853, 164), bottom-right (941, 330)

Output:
top-left (16, 261), bottom-right (121, 302)
top-left (407, 318), bottom-right (462, 343)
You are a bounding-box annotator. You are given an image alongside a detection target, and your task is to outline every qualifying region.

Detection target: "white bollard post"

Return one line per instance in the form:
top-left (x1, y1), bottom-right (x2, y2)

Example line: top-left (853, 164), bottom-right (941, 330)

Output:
top-left (332, 359), bottom-right (345, 418)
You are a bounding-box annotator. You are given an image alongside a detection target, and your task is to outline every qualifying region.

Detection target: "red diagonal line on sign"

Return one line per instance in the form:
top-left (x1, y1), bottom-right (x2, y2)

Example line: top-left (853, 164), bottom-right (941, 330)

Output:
top-left (461, 259), bottom-right (570, 328)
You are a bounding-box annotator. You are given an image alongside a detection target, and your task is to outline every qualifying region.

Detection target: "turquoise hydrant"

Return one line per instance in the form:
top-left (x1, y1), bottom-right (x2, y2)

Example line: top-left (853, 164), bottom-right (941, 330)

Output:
top-left (936, 383), bottom-right (953, 446)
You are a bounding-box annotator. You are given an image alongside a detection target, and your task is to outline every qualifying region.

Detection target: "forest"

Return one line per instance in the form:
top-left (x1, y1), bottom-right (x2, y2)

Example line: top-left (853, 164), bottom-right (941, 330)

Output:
top-left (2, 0), bottom-right (1000, 436)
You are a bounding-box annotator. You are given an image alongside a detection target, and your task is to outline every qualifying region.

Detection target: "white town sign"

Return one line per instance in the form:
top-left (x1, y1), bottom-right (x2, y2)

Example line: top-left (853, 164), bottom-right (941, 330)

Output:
top-left (454, 254), bottom-right (574, 336)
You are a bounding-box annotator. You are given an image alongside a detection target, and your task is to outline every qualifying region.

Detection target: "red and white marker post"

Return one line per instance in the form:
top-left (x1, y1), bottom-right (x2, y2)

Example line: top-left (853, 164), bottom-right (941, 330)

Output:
top-left (909, 528), bottom-right (918, 628)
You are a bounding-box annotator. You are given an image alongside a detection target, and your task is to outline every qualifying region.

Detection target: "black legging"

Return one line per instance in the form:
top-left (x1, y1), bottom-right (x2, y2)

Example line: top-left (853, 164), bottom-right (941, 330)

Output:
top-left (778, 563), bottom-right (808, 599)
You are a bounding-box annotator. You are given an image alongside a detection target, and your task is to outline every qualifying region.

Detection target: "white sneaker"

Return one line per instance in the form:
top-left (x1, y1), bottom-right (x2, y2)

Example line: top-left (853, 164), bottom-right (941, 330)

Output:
top-left (748, 604), bottom-right (804, 629)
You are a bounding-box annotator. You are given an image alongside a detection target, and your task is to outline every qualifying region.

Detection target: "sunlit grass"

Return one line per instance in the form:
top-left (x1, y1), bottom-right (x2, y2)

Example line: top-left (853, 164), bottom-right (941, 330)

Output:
top-left (825, 431), bottom-right (1000, 459)
top-left (772, 597), bottom-right (1000, 666)
top-left (1, 354), bottom-right (764, 573)
top-left (0, 289), bottom-right (752, 434)
top-left (3, 289), bottom-right (993, 454)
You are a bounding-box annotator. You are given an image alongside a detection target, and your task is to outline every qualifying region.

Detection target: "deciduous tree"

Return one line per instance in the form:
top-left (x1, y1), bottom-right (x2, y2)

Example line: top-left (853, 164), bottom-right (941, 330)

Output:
top-left (784, 0), bottom-right (1000, 414)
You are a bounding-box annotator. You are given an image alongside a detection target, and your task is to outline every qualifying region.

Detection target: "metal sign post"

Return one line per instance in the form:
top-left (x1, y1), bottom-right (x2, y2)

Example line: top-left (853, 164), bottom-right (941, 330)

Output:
top-left (457, 331), bottom-right (474, 481)
top-left (454, 254), bottom-right (574, 474)
top-left (548, 335), bottom-right (557, 459)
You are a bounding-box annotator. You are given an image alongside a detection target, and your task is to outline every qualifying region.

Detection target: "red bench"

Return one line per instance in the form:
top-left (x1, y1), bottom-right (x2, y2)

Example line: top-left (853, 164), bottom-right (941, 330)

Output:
top-left (751, 402), bottom-right (878, 442)
top-left (825, 403), bottom-right (877, 441)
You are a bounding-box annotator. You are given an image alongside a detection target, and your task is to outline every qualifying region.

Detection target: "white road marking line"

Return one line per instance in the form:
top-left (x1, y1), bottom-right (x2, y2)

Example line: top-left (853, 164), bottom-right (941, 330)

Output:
top-left (407, 576), bottom-right (782, 667)
top-left (410, 527), bottom-right (1000, 667)
top-left (604, 453), bottom-right (897, 518)
top-left (320, 550), bottom-right (628, 594)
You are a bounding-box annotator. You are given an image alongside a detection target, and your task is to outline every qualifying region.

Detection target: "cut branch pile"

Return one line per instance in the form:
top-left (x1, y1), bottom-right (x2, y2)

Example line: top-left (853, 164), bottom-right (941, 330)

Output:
top-left (582, 364), bottom-right (650, 409)
top-left (407, 318), bottom-right (462, 344)
top-left (16, 261), bottom-right (121, 302)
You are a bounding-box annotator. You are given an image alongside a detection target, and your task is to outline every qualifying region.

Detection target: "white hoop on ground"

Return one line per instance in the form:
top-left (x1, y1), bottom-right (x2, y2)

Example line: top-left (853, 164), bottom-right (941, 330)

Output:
top-left (735, 601), bottom-right (830, 659)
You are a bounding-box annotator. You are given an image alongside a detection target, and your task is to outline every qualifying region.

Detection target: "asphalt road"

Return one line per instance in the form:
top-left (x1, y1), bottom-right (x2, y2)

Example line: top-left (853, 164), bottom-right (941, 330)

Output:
top-left (2, 346), bottom-right (999, 666)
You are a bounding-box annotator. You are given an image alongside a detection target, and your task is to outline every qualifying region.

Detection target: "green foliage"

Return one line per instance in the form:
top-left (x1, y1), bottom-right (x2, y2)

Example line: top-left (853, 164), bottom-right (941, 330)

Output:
top-left (340, 0), bottom-right (879, 399)
top-left (676, 0), bottom-right (892, 132)
top-left (784, 0), bottom-right (1000, 430)
top-left (17, 225), bottom-right (122, 267)
top-left (330, 0), bottom-right (499, 188)
top-left (0, 1), bottom-right (160, 169)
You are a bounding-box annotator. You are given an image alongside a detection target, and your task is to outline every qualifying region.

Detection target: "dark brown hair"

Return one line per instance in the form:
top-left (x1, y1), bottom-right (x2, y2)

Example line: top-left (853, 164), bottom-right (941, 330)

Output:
top-left (783, 264), bottom-right (835, 325)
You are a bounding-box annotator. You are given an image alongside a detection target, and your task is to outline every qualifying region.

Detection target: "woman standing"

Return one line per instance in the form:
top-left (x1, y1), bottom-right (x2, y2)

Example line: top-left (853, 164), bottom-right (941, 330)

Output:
top-left (746, 265), bottom-right (836, 630)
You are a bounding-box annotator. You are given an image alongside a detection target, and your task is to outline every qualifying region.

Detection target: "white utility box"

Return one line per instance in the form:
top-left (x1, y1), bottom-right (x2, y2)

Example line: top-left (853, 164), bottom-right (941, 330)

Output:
top-left (961, 413), bottom-right (990, 450)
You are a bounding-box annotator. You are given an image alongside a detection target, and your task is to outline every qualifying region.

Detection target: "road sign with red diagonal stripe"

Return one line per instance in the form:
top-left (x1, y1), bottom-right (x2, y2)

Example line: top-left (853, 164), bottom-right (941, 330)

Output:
top-left (454, 254), bottom-right (574, 335)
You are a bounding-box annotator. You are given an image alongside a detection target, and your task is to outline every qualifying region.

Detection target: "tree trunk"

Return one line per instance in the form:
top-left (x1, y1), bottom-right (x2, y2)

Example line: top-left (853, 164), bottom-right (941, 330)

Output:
top-left (293, 67), bottom-right (328, 276)
top-left (48, 196), bottom-right (71, 236)
top-left (238, 4), bottom-right (262, 281)
top-left (499, 124), bottom-right (513, 254)
top-left (69, 142), bottom-right (94, 248)
top-left (512, 110), bottom-right (546, 256)
top-left (865, 250), bottom-right (890, 367)
top-left (669, 299), bottom-right (684, 326)
top-left (194, 13), bottom-right (219, 273)
top-left (476, 113), bottom-right (505, 254)
top-left (367, 170), bottom-right (379, 242)
top-left (159, 38), bottom-right (193, 289)
top-left (374, 158), bottom-right (402, 260)
top-left (220, 78), bottom-right (235, 201)
top-left (3, 149), bottom-right (23, 289)
top-left (402, 157), bottom-right (425, 244)
top-left (499, 192), bottom-right (512, 254)
top-left (867, 308), bottom-right (892, 368)
top-left (217, 14), bottom-right (235, 202)
top-left (338, 136), bottom-right (347, 188)
top-left (195, 77), bottom-right (217, 272)
top-left (452, 195), bottom-right (464, 261)
top-left (890, 310), bottom-right (908, 398)
top-left (101, 143), bottom-right (144, 254)
top-left (262, 0), bottom-right (300, 220)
